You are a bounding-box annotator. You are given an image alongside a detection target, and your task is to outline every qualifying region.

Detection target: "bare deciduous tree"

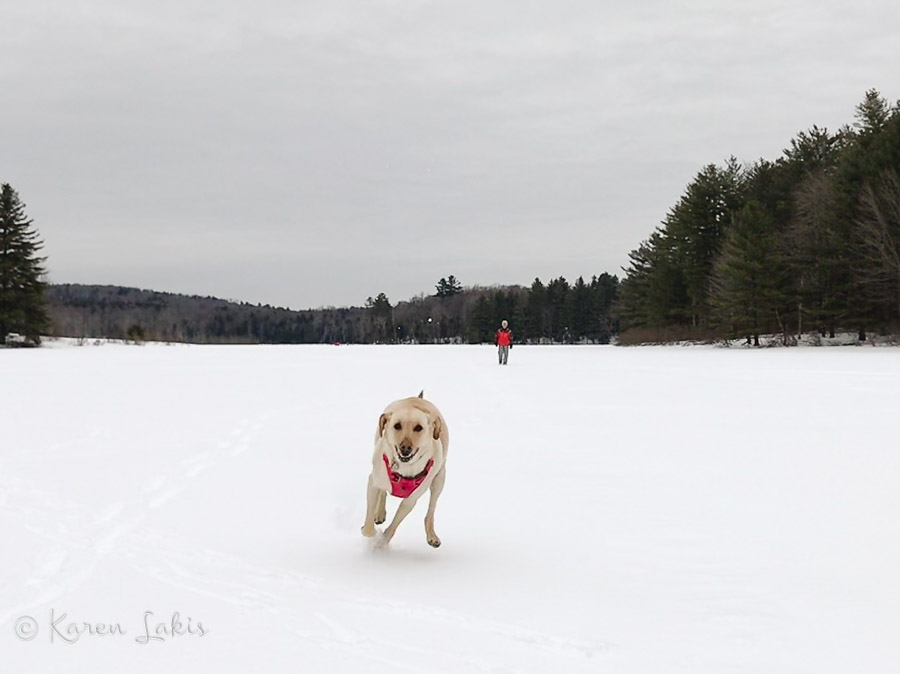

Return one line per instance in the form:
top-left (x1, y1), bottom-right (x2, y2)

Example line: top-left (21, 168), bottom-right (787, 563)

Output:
top-left (787, 169), bottom-right (843, 336)
top-left (856, 168), bottom-right (900, 324)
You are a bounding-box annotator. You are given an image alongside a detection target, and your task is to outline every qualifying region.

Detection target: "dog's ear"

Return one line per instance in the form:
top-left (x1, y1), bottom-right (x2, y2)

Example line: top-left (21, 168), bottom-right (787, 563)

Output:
top-left (431, 415), bottom-right (442, 440)
top-left (378, 413), bottom-right (391, 437)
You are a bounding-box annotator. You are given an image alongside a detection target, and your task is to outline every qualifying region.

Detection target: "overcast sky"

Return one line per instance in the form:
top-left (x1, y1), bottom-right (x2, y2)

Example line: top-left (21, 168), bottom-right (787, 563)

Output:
top-left (2, 0), bottom-right (897, 308)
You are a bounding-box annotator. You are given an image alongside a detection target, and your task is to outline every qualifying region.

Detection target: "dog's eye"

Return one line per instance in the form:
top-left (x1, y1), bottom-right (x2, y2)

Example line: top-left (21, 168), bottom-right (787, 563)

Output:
top-left (413, 424), bottom-right (423, 432)
top-left (393, 422), bottom-right (402, 430)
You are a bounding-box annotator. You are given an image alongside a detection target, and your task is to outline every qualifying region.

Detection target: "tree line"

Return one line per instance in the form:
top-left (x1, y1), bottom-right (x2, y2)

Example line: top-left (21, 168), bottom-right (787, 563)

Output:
top-left (45, 274), bottom-right (619, 345)
top-left (619, 89), bottom-right (900, 345)
top-left (363, 273), bottom-right (619, 344)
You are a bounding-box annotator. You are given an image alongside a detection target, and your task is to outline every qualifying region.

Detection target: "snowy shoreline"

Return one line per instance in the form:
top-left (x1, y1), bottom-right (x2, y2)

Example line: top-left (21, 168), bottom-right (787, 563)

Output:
top-left (21, 332), bottom-right (900, 349)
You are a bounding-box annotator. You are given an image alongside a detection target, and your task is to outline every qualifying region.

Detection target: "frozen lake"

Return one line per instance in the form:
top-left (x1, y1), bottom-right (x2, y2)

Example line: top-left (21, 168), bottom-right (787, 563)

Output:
top-left (2, 343), bottom-right (899, 673)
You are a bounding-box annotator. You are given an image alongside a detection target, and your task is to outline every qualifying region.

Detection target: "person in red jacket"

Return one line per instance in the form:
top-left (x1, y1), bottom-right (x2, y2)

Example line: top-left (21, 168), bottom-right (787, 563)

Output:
top-left (495, 319), bottom-right (513, 365)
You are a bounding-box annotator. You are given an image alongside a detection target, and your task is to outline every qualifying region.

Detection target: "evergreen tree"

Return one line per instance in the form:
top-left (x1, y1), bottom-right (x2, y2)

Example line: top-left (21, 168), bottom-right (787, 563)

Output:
top-left (570, 276), bottom-right (591, 339)
top-left (491, 289), bottom-right (518, 333)
top-left (545, 276), bottom-right (572, 341)
top-left (834, 90), bottom-right (900, 333)
top-left (711, 201), bottom-right (788, 344)
top-left (524, 278), bottom-right (547, 340)
top-left (365, 292), bottom-right (394, 342)
top-left (618, 236), bottom-right (656, 329)
top-left (468, 294), bottom-right (492, 342)
top-left (0, 184), bottom-right (48, 342)
top-left (786, 169), bottom-right (846, 335)
top-left (666, 159), bottom-right (746, 328)
top-left (435, 275), bottom-right (463, 298)
top-left (619, 232), bottom-right (688, 330)
top-left (854, 89), bottom-right (892, 135)
top-left (783, 125), bottom-right (847, 170)
top-left (589, 273), bottom-right (619, 341)
top-left (753, 127), bottom-right (847, 337)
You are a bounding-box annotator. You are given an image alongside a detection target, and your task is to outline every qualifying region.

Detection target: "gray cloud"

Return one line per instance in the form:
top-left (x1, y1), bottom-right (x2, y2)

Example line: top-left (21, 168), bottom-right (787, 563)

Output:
top-left (2, 0), bottom-right (897, 307)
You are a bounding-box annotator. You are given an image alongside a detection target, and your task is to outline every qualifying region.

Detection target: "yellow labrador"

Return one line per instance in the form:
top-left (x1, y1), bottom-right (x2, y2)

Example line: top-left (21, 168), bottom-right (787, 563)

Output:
top-left (361, 392), bottom-right (448, 547)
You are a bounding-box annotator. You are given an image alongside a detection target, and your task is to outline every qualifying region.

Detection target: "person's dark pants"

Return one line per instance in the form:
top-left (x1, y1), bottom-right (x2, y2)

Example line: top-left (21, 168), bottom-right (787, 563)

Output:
top-left (498, 345), bottom-right (509, 365)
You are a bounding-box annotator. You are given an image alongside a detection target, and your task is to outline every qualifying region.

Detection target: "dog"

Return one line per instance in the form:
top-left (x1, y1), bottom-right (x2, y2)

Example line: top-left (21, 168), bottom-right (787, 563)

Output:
top-left (361, 391), bottom-right (448, 547)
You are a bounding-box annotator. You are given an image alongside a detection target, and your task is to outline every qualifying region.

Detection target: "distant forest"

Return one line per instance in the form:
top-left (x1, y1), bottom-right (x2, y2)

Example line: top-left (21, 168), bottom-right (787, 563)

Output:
top-left (46, 273), bottom-right (619, 344)
top-left (619, 89), bottom-right (900, 345)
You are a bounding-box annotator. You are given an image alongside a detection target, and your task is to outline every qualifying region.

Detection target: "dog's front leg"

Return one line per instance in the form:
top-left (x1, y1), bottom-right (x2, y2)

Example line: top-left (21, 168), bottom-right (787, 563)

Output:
top-left (374, 490), bottom-right (387, 525)
top-left (381, 494), bottom-right (420, 544)
top-left (424, 466), bottom-right (446, 548)
top-left (361, 476), bottom-right (381, 537)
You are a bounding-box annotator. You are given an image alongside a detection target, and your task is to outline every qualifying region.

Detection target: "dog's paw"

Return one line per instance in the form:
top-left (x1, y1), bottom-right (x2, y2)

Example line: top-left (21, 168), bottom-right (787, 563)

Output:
top-left (373, 531), bottom-right (392, 549)
top-left (374, 514), bottom-right (386, 525)
top-left (361, 524), bottom-right (376, 537)
top-left (427, 535), bottom-right (441, 548)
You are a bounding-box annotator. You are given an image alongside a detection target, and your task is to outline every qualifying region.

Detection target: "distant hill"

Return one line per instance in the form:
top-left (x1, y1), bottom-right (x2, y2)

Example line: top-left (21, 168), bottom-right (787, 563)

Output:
top-left (45, 284), bottom-right (368, 344)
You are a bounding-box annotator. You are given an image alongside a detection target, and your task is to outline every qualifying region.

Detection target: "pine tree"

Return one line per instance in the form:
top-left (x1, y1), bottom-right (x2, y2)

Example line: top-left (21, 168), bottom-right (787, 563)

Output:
top-left (750, 128), bottom-right (847, 338)
top-left (834, 90), bottom-right (900, 334)
top-left (491, 289), bottom-right (519, 335)
top-left (783, 125), bottom-right (847, 169)
top-left (468, 294), bottom-right (492, 342)
top-left (854, 89), bottom-right (892, 135)
top-left (786, 169), bottom-right (846, 335)
top-left (524, 278), bottom-right (547, 340)
top-left (589, 273), bottom-right (619, 342)
top-left (570, 276), bottom-right (591, 340)
top-left (545, 276), bottom-right (572, 341)
top-left (618, 237), bottom-right (656, 329)
top-left (435, 275), bottom-right (463, 298)
top-left (365, 292), bottom-right (394, 342)
top-left (711, 201), bottom-right (788, 344)
top-left (0, 184), bottom-right (48, 342)
top-left (666, 160), bottom-right (746, 328)
top-left (619, 232), bottom-right (688, 330)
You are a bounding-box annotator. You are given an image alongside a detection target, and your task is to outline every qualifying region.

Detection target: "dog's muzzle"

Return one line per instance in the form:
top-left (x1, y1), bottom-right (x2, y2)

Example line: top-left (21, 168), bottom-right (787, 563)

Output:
top-left (397, 446), bottom-right (419, 463)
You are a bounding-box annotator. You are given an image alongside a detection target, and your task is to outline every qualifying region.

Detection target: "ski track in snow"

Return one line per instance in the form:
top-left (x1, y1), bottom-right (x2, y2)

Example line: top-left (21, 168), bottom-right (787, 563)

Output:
top-left (0, 409), bottom-right (273, 624)
top-left (125, 527), bottom-right (601, 670)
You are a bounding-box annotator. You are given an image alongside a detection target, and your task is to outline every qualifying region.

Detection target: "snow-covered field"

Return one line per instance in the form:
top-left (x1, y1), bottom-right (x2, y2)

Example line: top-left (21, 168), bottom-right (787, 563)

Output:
top-left (2, 343), bottom-right (899, 673)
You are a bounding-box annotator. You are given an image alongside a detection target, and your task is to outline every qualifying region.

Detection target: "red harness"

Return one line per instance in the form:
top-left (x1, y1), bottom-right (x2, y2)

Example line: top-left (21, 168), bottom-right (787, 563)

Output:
top-left (383, 454), bottom-right (434, 498)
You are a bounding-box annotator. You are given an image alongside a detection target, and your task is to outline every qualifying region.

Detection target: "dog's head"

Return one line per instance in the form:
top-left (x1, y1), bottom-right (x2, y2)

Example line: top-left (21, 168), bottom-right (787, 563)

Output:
top-left (378, 405), bottom-right (442, 464)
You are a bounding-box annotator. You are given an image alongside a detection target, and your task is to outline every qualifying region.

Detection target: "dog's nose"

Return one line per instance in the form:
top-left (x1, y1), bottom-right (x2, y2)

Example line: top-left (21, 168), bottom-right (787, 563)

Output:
top-left (398, 440), bottom-right (413, 456)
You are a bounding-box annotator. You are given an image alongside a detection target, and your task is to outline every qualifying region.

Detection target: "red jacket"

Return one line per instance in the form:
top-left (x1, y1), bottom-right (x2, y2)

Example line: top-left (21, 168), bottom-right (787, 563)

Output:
top-left (496, 328), bottom-right (513, 346)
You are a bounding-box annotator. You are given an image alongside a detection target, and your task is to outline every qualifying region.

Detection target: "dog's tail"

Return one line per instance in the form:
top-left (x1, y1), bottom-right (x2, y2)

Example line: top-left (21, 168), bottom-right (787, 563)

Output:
top-left (418, 390), bottom-right (424, 398)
